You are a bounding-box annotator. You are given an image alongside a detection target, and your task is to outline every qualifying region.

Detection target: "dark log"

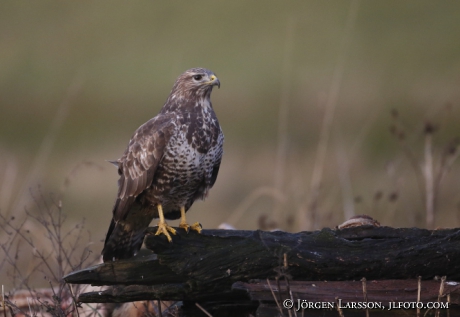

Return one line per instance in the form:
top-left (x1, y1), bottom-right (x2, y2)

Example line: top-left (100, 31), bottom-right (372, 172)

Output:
top-left (65, 226), bottom-right (460, 305)
top-left (144, 226), bottom-right (460, 282)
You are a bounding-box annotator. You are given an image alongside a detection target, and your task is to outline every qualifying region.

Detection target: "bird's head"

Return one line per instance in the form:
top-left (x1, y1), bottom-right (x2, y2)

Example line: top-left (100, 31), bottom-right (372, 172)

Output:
top-left (169, 68), bottom-right (220, 101)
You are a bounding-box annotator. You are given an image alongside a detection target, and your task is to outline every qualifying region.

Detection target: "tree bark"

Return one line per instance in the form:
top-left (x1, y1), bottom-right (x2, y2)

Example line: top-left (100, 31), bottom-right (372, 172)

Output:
top-left (65, 226), bottom-right (460, 305)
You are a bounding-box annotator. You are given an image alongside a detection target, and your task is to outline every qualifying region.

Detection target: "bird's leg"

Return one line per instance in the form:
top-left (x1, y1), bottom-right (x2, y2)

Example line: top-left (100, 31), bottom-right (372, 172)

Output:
top-left (179, 206), bottom-right (202, 233)
top-left (155, 204), bottom-right (176, 242)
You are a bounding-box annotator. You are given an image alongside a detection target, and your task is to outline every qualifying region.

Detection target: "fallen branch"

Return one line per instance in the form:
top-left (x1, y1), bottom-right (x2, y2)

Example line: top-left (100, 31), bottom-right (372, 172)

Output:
top-left (65, 226), bottom-right (460, 304)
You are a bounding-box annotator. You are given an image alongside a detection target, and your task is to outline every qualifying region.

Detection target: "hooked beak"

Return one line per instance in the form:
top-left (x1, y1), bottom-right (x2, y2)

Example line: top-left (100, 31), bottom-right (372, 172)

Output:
top-left (208, 75), bottom-right (220, 88)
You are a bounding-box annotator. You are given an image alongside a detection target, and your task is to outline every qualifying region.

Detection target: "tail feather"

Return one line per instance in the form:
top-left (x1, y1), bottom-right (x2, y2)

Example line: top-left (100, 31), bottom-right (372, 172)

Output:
top-left (102, 219), bottom-right (147, 262)
top-left (102, 200), bottom-right (153, 262)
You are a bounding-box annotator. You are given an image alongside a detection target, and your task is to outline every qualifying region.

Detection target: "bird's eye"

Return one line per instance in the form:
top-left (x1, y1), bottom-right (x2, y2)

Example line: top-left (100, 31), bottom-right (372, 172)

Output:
top-left (193, 75), bottom-right (203, 81)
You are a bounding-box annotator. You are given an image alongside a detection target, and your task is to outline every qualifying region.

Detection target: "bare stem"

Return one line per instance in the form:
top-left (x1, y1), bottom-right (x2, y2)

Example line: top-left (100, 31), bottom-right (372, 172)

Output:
top-left (9, 73), bottom-right (84, 216)
top-left (307, 0), bottom-right (360, 229)
top-left (424, 133), bottom-right (435, 228)
top-left (273, 17), bottom-right (296, 225)
top-left (417, 276), bottom-right (421, 317)
top-left (361, 277), bottom-right (369, 317)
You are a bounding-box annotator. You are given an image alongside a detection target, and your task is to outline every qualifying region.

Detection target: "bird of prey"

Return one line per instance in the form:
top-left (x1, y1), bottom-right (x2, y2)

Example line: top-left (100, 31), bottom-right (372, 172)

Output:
top-left (102, 68), bottom-right (223, 262)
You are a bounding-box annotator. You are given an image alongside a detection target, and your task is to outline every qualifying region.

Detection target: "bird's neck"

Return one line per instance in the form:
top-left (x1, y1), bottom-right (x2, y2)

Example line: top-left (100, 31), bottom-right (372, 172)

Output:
top-left (161, 95), bottom-right (213, 114)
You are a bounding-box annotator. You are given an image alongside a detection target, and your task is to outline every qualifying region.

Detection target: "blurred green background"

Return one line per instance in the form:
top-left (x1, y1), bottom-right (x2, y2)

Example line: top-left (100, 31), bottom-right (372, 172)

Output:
top-left (1, 0), bottom-right (460, 258)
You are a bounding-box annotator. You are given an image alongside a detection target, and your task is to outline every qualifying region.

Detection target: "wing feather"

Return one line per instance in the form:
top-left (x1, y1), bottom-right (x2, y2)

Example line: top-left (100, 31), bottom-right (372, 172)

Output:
top-left (113, 113), bottom-right (177, 221)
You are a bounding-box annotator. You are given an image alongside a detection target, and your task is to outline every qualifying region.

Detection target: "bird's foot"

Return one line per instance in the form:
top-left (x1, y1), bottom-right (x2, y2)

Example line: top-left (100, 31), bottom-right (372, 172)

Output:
top-left (155, 221), bottom-right (176, 242)
top-left (179, 221), bottom-right (202, 234)
top-left (190, 222), bottom-right (202, 233)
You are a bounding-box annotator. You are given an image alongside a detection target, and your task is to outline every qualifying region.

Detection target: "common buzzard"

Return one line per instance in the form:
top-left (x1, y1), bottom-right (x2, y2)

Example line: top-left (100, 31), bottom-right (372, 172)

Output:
top-left (102, 68), bottom-right (223, 262)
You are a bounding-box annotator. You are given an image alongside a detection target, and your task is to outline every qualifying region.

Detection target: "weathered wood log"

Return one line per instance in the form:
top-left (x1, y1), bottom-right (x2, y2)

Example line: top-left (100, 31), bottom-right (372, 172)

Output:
top-left (64, 226), bottom-right (460, 304)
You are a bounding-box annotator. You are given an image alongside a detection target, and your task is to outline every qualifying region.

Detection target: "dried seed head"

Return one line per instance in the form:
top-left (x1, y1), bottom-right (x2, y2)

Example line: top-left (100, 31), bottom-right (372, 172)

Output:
top-left (388, 192), bottom-right (399, 202)
top-left (447, 137), bottom-right (460, 155)
top-left (258, 214), bottom-right (277, 230)
top-left (374, 191), bottom-right (383, 201)
top-left (424, 121), bottom-right (438, 134)
top-left (389, 124), bottom-right (397, 135)
top-left (258, 214), bottom-right (267, 230)
top-left (390, 108), bottom-right (399, 119)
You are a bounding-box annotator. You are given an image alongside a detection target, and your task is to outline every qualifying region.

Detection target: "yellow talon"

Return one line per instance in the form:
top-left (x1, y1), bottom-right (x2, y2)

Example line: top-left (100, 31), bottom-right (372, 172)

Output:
top-left (179, 206), bottom-right (202, 233)
top-left (190, 222), bottom-right (202, 233)
top-left (179, 222), bottom-right (189, 233)
top-left (155, 204), bottom-right (176, 242)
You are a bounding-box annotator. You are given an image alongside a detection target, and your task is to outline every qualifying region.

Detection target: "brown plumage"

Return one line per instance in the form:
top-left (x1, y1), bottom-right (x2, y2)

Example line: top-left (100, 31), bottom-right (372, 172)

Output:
top-left (102, 68), bottom-right (223, 262)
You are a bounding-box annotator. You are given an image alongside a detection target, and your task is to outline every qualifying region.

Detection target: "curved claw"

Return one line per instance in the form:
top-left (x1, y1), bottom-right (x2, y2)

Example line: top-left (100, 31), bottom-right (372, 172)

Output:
top-left (179, 206), bottom-right (202, 234)
top-left (155, 221), bottom-right (176, 242)
top-left (179, 221), bottom-right (202, 234)
top-left (190, 222), bottom-right (202, 234)
top-left (179, 221), bottom-right (190, 233)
